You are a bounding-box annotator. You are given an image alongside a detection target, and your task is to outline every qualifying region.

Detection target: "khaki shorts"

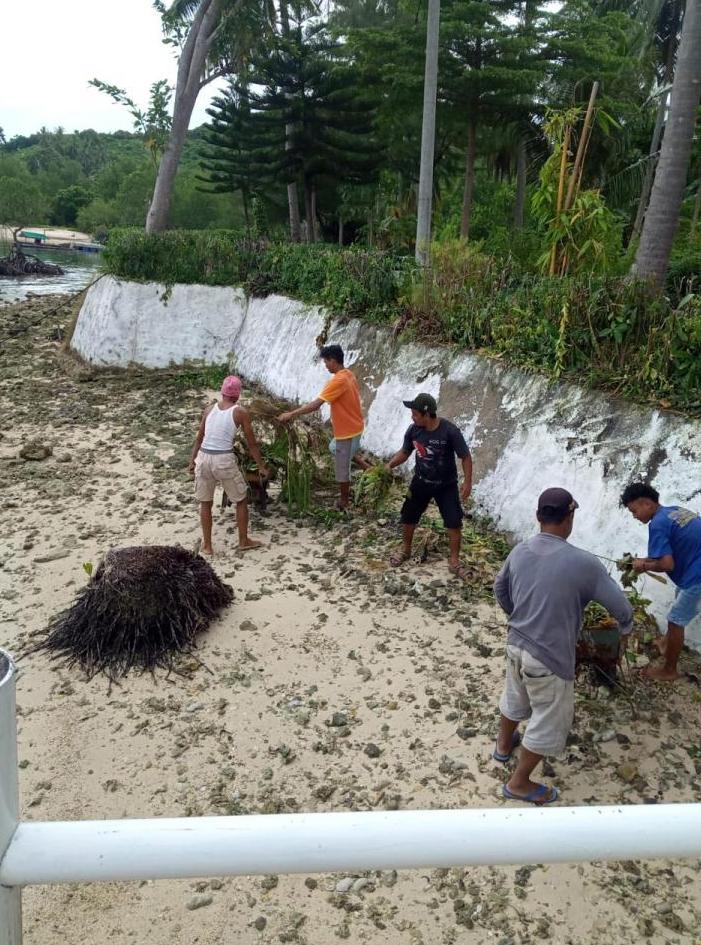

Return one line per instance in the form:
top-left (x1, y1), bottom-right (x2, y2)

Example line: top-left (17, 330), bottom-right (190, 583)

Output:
top-left (329, 434), bottom-right (362, 483)
top-left (194, 452), bottom-right (247, 504)
top-left (499, 644), bottom-right (574, 757)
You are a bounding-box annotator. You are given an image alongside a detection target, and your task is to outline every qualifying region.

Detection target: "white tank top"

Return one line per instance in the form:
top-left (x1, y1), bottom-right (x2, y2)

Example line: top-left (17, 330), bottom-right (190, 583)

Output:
top-left (202, 404), bottom-right (237, 452)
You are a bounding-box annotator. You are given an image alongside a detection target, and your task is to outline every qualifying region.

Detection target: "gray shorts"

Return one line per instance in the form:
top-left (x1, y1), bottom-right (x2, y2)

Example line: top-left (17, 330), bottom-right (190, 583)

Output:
top-left (499, 644), bottom-right (574, 757)
top-left (329, 435), bottom-right (362, 483)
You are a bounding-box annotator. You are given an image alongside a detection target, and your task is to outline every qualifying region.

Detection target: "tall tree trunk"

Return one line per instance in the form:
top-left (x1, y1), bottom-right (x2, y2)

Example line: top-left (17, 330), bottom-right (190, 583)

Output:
top-left (629, 18), bottom-right (681, 246)
top-left (146, 0), bottom-right (223, 233)
top-left (691, 172), bottom-right (701, 235)
top-left (513, 138), bottom-right (527, 229)
top-left (311, 186), bottom-right (321, 242)
top-left (338, 215), bottom-right (344, 246)
top-left (459, 119), bottom-right (477, 241)
top-left (415, 0), bottom-right (441, 266)
top-left (279, 0), bottom-right (302, 242)
top-left (303, 181), bottom-right (314, 243)
top-left (242, 187), bottom-right (251, 234)
top-left (632, 0), bottom-right (701, 288)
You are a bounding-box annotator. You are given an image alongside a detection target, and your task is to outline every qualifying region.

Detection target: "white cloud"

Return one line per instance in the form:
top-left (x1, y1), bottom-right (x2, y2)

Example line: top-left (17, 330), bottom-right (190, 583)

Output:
top-left (0, 0), bottom-right (224, 138)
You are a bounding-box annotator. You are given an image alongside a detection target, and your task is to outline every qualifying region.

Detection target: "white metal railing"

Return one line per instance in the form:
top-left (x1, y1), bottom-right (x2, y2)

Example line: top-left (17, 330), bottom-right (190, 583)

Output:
top-left (2, 648), bottom-right (701, 945)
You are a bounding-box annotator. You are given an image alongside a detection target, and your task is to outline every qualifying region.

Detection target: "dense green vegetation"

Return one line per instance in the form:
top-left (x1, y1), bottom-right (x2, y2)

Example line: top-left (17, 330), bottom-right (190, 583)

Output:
top-left (105, 228), bottom-right (701, 414)
top-left (0, 127), bottom-right (244, 238)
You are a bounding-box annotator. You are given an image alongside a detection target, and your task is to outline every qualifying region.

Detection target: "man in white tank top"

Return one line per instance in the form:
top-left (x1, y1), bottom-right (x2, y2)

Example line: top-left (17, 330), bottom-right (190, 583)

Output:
top-left (189, 376), bottom-right (269, 555)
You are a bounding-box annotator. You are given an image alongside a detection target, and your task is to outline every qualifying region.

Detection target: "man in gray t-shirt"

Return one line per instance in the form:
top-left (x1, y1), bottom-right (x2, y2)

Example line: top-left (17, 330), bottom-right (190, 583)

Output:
top-left (493, 488), bottom-right (633, 805)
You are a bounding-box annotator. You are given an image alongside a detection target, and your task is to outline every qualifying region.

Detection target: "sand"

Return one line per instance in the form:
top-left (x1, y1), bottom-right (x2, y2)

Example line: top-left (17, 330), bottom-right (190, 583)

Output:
top-left (1, 295), bottom-right (700, 945)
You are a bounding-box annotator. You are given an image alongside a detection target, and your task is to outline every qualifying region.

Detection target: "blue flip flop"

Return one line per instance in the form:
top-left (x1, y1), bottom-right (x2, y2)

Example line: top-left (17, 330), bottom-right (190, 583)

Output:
top-left (492, 731), bottom-right (521, 763)
top-left (502, 783), bottom-right (559, 805)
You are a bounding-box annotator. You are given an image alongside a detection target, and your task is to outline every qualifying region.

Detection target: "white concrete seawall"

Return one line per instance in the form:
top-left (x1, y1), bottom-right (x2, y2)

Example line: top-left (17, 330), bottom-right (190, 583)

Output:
top-left (72, 276), bottom-right (701, 648)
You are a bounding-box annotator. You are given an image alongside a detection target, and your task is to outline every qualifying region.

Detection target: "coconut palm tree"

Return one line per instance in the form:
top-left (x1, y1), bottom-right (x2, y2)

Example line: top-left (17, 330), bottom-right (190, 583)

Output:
top-left (415, 0), bottom-right (441, 265)
top-left (146, 0), bottom-right (274, 233)
top-left (631, 0), bottom-right (701, 287)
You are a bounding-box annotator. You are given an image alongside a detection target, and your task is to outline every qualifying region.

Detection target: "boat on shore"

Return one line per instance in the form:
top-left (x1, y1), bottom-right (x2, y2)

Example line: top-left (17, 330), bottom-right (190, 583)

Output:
top-left (17, 230), bottom-right (104, 254)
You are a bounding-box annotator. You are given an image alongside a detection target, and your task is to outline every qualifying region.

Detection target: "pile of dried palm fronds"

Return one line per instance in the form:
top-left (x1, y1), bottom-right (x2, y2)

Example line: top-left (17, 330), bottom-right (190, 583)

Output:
top-left (237, 396), bottom-right (332, 514)
top-left (24, 546), bottom-right (233, 679)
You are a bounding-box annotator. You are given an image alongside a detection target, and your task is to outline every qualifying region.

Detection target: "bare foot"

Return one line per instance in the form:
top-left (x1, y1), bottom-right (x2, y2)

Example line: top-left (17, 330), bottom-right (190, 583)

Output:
top-left (201, 545), bottom-right (214, 556)
top-left (643, 664), bottom-right (682, 682)
top-left (654, 635), bottom-right (668, 656)
top-left (238, 539), bottom-right (263, 552)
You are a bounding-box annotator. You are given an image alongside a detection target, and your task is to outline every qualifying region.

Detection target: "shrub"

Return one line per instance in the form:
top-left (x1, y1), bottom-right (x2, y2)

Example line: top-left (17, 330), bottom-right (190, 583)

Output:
top-left (104, 229), bottom-right (407, 321)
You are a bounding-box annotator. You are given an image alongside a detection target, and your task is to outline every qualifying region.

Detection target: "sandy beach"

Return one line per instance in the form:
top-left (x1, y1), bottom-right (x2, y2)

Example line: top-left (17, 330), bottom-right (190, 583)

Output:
top-left (1, 295), bottom-right (700, 945)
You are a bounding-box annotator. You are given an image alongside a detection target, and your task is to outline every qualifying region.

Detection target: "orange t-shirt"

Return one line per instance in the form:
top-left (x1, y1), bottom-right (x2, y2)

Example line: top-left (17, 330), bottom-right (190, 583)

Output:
top-left (319, 368), bottom-right (364, 440)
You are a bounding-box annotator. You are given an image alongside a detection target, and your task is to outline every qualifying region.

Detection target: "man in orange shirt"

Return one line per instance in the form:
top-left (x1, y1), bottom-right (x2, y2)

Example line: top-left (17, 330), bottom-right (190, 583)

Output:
top-left (279, 344), bottom-right (365, 510)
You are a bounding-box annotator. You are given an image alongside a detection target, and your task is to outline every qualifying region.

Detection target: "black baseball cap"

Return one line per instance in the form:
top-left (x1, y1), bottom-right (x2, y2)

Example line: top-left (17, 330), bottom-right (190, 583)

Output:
top-left (403, 393), bottom-right (437, 416)
top-left (537, 487), bottom-right (579, 514)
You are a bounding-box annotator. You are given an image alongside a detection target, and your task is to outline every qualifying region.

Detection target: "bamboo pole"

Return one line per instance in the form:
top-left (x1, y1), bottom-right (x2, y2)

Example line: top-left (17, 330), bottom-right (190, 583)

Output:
top-left (549, 125), bottom-right (571, 276)
top-left (564, 82), bottom-right (599, 212)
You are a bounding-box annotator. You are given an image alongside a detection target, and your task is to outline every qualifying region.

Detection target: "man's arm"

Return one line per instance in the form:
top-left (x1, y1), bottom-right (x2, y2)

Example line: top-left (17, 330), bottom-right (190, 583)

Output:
top-left (632, 554), bottom-right (675, 574)
top-left (235, 407), bottom-right (270, 477)
top-left (493, 559), bottom-right (513, 615)
top-left (460, 453), bottom-right (473, 502)
top-left (278, 398), bottom-right (324, 424)
top-left (591, 562), bottom-right (634, 636)
top-left (386, 448), bottom-right (411, 470)
top-left (189, 405), bottom-right (212, 472)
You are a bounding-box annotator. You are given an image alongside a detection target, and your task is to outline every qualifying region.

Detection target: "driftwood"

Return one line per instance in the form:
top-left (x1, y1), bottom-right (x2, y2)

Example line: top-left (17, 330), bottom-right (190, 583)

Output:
top-left (0, 244), bottom-right (64, 277)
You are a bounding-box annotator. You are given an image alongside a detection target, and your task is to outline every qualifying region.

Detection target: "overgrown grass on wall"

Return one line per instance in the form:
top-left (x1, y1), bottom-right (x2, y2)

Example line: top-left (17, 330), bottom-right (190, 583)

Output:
top-left (103, 229), bottom-right (701, 415)
top-left (104, 229), bottom-right (407, 322)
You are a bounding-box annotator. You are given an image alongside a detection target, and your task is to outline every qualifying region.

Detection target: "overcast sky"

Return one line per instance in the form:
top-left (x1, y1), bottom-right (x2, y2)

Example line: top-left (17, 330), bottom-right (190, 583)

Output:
top-left (1, 0), bottom-right (224, 139)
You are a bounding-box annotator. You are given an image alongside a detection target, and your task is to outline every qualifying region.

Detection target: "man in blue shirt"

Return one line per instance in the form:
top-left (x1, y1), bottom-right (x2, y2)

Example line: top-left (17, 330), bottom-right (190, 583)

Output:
top-left (621, 482), bottom-right (701, 681)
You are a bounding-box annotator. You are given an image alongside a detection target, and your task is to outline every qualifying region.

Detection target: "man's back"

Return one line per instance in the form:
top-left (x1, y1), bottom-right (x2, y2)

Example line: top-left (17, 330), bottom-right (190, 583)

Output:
top-left (648, 506), bottom-right (701, 588)
top-left (494, 533), bottom-right (633, 680)
top-left (319, 368), bottom-right (364, 439)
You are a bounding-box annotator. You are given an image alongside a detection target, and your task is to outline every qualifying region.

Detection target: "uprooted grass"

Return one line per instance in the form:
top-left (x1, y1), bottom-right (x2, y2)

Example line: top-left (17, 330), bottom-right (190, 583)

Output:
top-left (238, 397), bottom-right (332, 515)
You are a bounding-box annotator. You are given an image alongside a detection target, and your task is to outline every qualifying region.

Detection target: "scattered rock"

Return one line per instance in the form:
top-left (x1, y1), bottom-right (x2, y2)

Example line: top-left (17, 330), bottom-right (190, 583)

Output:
top-left (185, 894), bottom-right (213, 911)
top-left (335, 877), bottom-right (355, 894)
top-left (19, 439), bottom-right (53, 461)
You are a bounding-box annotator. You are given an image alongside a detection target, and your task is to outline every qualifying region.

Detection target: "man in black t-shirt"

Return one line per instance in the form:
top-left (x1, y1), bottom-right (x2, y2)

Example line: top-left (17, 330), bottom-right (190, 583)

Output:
top-left (386, 393), bottom-right (473, 580)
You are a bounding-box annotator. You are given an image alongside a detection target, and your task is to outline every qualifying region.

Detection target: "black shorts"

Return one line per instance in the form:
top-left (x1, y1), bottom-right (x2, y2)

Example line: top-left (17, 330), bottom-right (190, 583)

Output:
top-left (400, 477), bottom-right (463, 530)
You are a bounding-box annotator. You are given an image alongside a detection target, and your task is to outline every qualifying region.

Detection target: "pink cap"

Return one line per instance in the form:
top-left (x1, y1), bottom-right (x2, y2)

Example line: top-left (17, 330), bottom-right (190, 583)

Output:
top-left (221, 375), bottom-right (242, 399)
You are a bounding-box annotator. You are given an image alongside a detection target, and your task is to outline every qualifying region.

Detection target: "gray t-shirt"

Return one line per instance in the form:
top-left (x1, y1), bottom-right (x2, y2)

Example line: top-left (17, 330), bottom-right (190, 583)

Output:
top-left (493, 533), bottom-right (634, 680)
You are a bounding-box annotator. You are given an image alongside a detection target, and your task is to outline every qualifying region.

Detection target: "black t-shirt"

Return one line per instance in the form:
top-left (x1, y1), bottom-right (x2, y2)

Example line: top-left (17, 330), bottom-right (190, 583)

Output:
top-left (402, 419), bottom-right (470, 485)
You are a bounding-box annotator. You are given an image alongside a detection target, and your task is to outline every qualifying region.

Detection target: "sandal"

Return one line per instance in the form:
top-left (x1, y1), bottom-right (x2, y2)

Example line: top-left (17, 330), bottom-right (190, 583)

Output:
top-left (502, 783), bottom-right (559, 805)
top-left (492, 731), bottom-right (521, 763)
top-left (390, 550), bottom-right (410, 567)
top-left (449, 562), bottom-right (469, 581)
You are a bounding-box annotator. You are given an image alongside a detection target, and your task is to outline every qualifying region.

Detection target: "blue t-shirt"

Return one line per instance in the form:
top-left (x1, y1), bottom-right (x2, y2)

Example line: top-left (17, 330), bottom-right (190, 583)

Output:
top-left (647, 506), bottom-right (701, 588)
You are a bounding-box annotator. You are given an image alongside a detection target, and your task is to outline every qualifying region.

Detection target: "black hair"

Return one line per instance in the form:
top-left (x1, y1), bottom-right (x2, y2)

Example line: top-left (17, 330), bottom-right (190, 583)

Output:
top-left (319, 344), bottom-right (344, 365)
top-left (620, 482), bottom-right (659, 506)
top-left (537, 507), bottom-right (572, 525)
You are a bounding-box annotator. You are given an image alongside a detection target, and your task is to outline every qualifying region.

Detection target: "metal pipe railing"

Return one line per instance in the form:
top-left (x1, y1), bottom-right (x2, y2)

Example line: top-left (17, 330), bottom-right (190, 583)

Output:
top-left (0, 650), bottom-right (21, 945)
top-left (2, 804), bottom-right (701, 887)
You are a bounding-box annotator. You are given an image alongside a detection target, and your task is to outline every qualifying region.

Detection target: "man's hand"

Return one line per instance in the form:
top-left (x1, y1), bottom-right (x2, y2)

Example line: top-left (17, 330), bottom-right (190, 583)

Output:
top-left (278, 412), bottom-right (294, 424)
top-left (632, 557), bottom-right (647, 573)
top-left (188, 461), bottom-right (196, 477)
top-left (460, 481), bottom-right (472, 503)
